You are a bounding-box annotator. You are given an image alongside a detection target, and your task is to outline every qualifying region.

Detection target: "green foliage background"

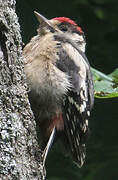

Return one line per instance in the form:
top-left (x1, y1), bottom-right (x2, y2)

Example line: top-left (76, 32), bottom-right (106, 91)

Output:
top-left (16, 0), bottom-right (118, 179)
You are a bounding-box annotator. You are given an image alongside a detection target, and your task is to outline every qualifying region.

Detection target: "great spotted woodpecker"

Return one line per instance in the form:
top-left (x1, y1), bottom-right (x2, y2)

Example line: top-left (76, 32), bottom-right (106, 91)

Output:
top-left (23, 11), bottom-right (94, 167)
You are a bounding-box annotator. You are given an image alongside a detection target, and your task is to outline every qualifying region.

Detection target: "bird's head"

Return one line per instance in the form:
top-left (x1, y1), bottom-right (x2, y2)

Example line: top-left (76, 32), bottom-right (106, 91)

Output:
top-left (34, 11), bottom-right (85, 49)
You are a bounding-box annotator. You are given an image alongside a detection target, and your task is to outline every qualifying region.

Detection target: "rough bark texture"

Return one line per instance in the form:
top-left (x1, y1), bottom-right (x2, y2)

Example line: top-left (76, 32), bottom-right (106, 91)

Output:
top-left (0, 0), bottom-right (45, 179)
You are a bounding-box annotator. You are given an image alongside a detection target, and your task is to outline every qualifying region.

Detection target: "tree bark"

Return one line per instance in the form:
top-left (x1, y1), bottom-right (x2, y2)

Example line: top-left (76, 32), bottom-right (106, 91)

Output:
top-left (0, 0), bottom-right (45, 179)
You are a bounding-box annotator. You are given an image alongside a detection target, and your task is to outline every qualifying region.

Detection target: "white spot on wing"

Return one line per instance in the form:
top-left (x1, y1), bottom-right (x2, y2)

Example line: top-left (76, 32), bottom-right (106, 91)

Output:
top-left (87, 111), bottom-right (90, 116)
top-left (67, 107), bottom-right (71, 114)
top-left (72, 120), bottom-right (76, 130)
top-left (76, 138), bottom-right (79, 146)
top-left (71, 129), bottom-right (73, 135)
top-left (68, 96), bottom-right (74, 104)
top-left (77, 134), bottom-right (80, 141)
top-left (82, 153), bottom-right (85, 159)
top-left (68, 96), bottom-right (80, 111)
top-left (80, 104), bottom-right (85, 113)
top-left (83, 124), bottom-right (87, 132)
top-left (85, 120), bottom-right (88, 126)
top-left (80, 157), bottom-right (84, 166)
top-left (74, 116), bottom-right (76, 123)
top-left (83, 101), bottom-right (86, 108)
top-left (66, 113), bottom-right (70, 121)
top-left (80, 90), bottom-right (85, 100)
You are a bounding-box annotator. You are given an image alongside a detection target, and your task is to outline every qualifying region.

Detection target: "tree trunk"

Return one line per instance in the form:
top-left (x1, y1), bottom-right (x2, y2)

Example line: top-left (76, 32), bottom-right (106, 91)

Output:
top-left (0, 0), bottom-right (45, 179)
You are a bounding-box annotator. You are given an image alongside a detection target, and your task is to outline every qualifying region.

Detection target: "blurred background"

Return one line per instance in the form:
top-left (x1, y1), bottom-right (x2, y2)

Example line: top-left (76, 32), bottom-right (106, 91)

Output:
top-left (16, 0), bottom-right (118, 179)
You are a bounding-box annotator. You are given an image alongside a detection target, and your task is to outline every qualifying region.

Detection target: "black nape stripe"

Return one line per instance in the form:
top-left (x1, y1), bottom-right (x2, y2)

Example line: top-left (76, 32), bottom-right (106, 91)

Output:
top-left (54, 34), bottom-right (90, 67)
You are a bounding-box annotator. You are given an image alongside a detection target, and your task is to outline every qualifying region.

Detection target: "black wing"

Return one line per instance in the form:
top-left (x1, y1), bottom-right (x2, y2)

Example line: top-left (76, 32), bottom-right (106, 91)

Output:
top-left (56, 43), bottom-right (94, 167)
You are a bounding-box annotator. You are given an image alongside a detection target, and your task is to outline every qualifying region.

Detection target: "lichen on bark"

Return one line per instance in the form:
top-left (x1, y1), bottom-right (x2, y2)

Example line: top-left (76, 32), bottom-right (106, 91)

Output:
top-left (0, 0), bottom-right (45, 179)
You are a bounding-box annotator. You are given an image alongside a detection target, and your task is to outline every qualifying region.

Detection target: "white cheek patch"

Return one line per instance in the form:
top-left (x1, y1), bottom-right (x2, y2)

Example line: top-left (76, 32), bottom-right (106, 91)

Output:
top-left (62, 43), bottom-right (88, 91)
top-left (65, 33), bottom-right (86, 52)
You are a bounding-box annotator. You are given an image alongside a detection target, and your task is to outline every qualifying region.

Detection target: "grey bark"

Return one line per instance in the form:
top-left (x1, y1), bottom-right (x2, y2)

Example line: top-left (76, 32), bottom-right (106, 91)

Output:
top-left (0, 0), bottom-right (45, 179)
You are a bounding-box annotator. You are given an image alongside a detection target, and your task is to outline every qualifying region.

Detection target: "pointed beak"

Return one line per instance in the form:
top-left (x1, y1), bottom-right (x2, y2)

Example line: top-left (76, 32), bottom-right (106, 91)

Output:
top-left (34, 11), bottom-right (55, 31)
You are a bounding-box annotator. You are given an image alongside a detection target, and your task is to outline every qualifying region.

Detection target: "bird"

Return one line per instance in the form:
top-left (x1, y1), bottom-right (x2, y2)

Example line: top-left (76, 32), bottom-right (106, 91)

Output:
top-left (23, 11), bottom-right (94, 168)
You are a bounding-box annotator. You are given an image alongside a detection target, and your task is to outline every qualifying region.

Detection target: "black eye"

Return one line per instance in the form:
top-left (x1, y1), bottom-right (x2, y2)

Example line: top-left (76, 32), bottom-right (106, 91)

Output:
top-left (59, 25), bottom-right (68, 32)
